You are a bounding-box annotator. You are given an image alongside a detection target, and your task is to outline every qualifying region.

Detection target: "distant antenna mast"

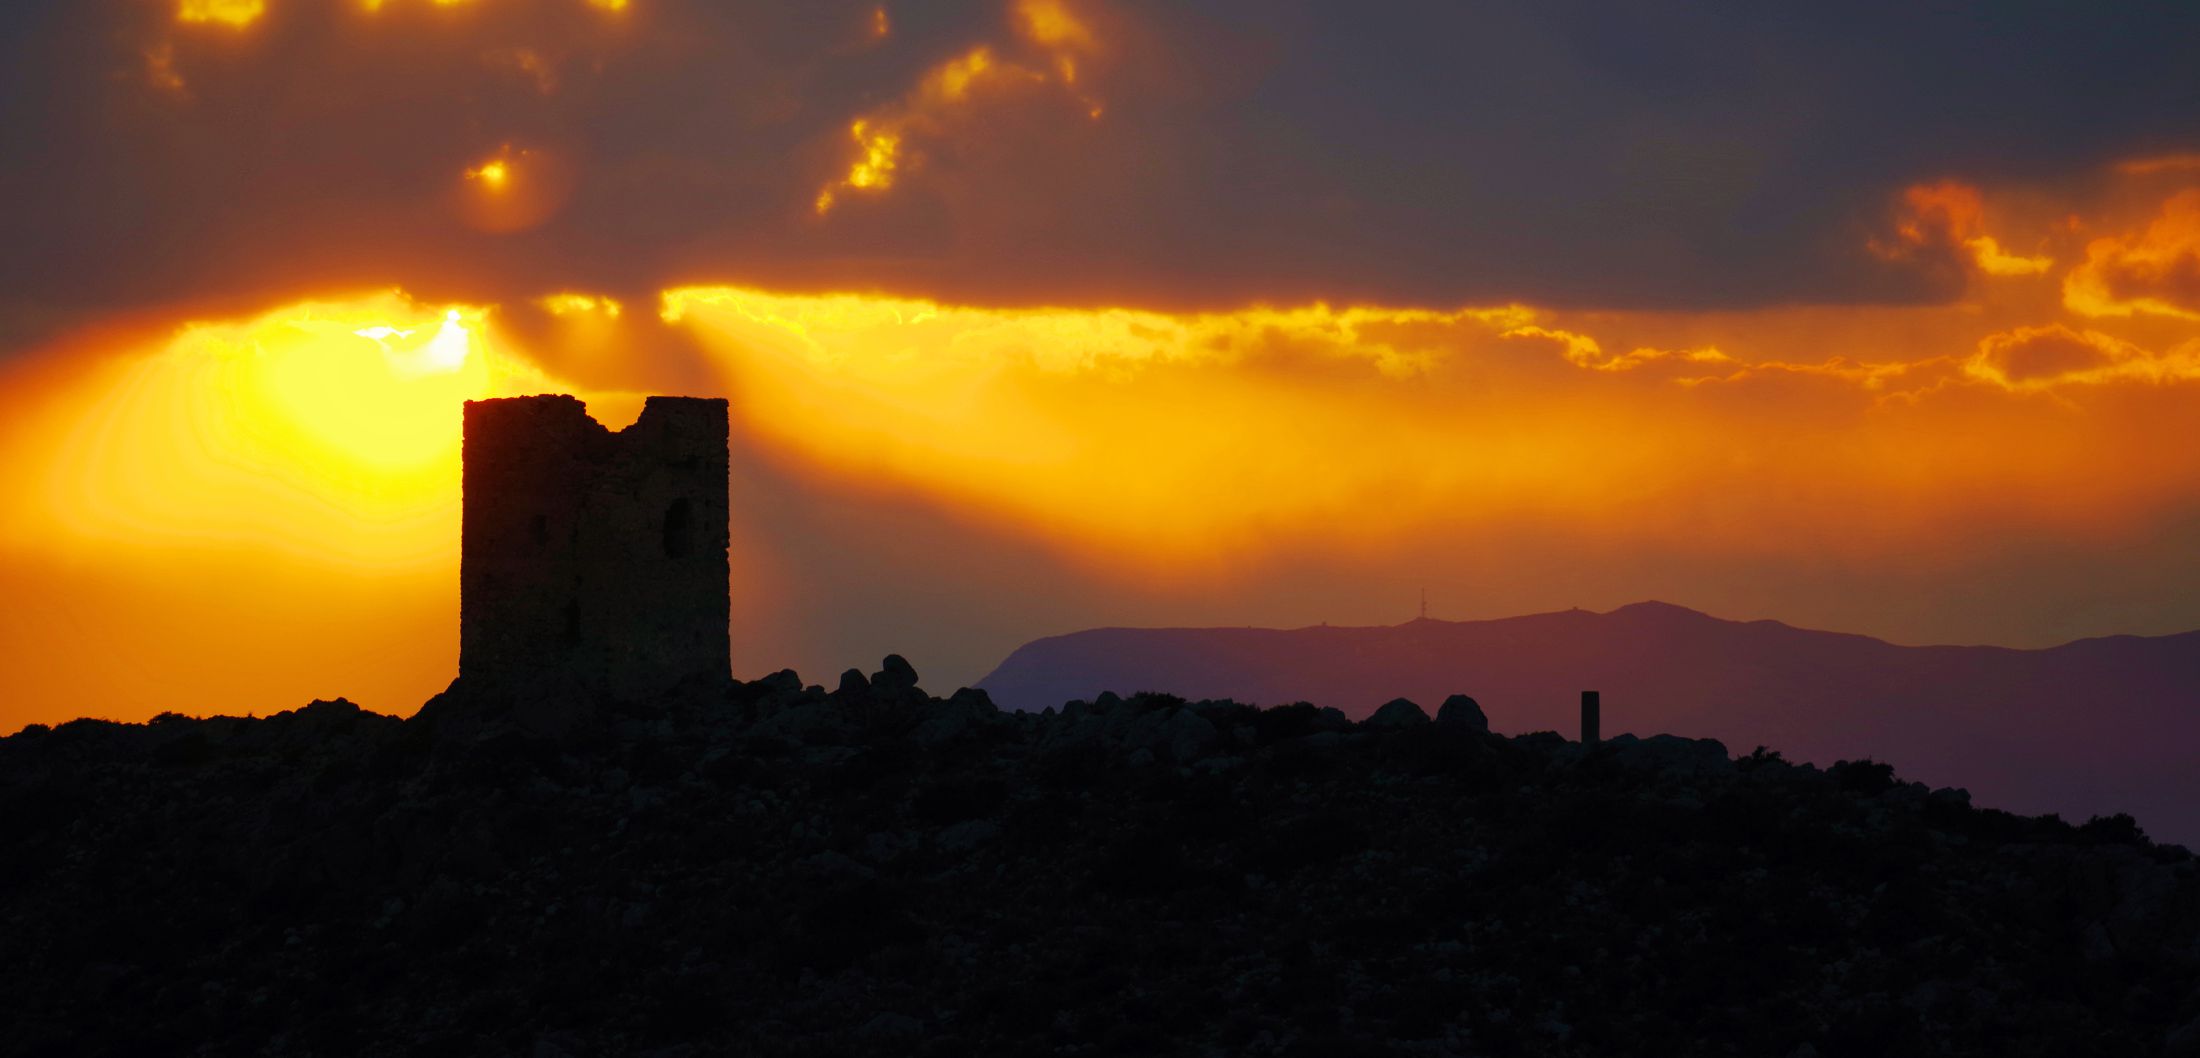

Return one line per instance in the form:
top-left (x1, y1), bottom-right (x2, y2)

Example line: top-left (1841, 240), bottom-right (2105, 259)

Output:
top-left (1419, 587), bottom-right (1427, 621)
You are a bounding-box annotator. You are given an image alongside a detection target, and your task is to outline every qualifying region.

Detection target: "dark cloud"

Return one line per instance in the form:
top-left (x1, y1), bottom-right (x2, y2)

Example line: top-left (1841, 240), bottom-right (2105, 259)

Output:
top-left (2, 0), bottom-right (2198, 345)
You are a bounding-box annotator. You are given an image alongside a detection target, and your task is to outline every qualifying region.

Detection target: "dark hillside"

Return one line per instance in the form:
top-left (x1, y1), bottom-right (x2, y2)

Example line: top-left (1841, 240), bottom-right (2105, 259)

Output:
top-left (4, 665), bottom-right (2198, 1056)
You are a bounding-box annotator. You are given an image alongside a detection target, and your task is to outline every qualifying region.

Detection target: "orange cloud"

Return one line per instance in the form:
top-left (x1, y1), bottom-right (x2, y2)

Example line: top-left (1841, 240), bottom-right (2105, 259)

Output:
top-left (143, 42), bottom-right (187, 95)
top-left (361, 0), bottom-right (487, 10)
top-left (1016, 0), bottom-right (1096, 50)
top-left (2064, 189), bottom-right (2200, 320)
top-left (1014, 0), bottom-right (1100, 95)
top-left (485, 47), bottom-right (560, 94)
top-left (538, 292), bottom-right (623, 318)
top-left (816, 1), bottom-right (1106, 214)
top-left (176, 0), bottom-right (265, 28)
top-left (2116, 154), bottom-right (2200, 176)
top-left (1500, 325), bottom-right (1732, 373)
top-left (1969, 238), bottom-right (2056, 277)
top-left (1966, 324), bottom-right (2200, 392)
top-left (1967, 325), bottom-right (2140, 389)
top-left (1874, 181), bottom-right (2054, 278)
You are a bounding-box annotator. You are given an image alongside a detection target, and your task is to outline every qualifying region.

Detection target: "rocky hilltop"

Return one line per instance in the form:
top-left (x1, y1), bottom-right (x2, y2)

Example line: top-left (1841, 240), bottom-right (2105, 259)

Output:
top-left (4, 664), bottom-right (2198, 1056)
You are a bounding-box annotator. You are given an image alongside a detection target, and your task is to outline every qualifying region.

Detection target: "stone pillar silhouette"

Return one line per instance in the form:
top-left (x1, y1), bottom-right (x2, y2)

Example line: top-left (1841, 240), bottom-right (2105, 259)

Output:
top-left (1581, 690), bottom-right (1600, 745)
top-left (459, 395), bottom-right (730, 707)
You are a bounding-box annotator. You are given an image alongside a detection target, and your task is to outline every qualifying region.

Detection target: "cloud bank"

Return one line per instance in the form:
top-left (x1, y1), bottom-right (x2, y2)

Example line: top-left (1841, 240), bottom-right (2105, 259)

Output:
top-left (5, 0), bottom-right (2200, 346)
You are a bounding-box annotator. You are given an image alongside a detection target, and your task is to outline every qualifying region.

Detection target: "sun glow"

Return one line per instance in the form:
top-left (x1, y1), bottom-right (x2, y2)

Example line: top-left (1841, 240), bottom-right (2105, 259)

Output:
top-left (0, 294), bottom-right (640, 724)
top-left (0, 293), bottom-right (579, 569)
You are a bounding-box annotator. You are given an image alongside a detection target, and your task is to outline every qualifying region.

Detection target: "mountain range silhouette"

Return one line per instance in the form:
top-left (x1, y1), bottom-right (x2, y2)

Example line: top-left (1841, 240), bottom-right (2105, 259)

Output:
top-left (979, 601), bottom-right (2200, 846)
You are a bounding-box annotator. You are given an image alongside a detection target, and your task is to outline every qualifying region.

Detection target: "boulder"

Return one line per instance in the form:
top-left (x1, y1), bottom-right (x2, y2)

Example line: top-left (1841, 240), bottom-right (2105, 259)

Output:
top-left (1159, 708), bottom-right (1219, 762)
top-left (753, 696), bottom-right (852, 743)
top-left (873, 654), bottom-right (920, 695)
top-left (912, 688), bottom-right (1000, 747)
top-left (1365, 698), bottom-right (1430, 729)
top-left (1436, 694), bottom-right (1489, 733)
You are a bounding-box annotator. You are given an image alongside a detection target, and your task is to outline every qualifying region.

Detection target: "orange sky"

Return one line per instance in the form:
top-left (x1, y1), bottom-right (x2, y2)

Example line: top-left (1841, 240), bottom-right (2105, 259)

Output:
top-left (1, 1), bottom-right (2198, 727)
top-left (3, 160), bottom-right (2198, 727)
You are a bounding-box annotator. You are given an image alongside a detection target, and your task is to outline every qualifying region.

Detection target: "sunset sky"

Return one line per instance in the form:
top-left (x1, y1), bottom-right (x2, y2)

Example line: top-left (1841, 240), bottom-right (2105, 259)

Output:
top-left (3, 1), bottom-right (2199, 727)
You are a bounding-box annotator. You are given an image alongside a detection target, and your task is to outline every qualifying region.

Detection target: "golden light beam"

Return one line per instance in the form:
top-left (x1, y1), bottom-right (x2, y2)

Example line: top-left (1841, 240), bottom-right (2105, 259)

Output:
top-left (658, 282), bottom-right (2199, 575)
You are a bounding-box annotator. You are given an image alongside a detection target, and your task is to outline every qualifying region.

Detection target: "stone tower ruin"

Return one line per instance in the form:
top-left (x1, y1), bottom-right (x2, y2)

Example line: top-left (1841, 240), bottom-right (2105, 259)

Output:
top-left (459, 395), bottom-right (730, 702)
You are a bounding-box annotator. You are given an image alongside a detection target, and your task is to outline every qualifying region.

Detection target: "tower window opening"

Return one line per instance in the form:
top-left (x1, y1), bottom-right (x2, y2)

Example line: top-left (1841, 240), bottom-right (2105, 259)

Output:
top-left (662, 497), bottom-right (694, 558)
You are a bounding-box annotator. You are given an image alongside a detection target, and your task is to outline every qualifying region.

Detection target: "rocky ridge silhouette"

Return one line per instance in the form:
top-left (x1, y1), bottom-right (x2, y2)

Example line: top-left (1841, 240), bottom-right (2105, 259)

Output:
top-left (4, 662), bottom-right (2198, 1056)
top-left (976, 602), bottom-right (2200, 846)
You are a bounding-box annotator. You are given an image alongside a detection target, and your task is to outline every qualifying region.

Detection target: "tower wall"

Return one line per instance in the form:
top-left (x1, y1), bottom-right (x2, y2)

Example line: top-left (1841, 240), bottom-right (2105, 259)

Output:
top-left (460, 395), bottom-right (730, 700)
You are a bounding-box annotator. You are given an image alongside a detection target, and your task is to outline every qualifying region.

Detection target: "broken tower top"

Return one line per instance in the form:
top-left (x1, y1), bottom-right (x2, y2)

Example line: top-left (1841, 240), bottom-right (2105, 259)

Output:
top-left (458, 395), bottom-right (730, 703)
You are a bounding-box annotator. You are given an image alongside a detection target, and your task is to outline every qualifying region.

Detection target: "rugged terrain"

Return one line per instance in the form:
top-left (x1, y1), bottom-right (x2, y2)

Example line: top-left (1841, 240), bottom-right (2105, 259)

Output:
top-left (4, 661), bottom-right (2198, 1056)
top-left (978, 602), bottom-right (2200, 844)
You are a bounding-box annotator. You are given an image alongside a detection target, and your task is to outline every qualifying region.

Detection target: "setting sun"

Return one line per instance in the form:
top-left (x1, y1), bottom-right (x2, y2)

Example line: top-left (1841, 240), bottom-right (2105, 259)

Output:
top-left (0, 293), bottom-right (579, 569)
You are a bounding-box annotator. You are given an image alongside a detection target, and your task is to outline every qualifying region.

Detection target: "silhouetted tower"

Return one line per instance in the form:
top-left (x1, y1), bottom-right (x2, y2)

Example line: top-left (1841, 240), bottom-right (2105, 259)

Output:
top-left (459, 395), bottom-right (730, 702)
top-left (1581, 690), bottom-right (1601, 745)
